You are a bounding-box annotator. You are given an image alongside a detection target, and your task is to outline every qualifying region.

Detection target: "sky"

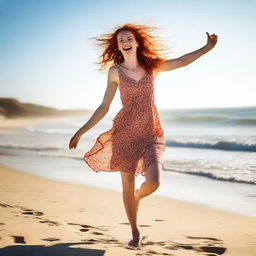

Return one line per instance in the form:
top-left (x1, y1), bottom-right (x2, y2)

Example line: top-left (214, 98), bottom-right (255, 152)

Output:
top-left (0, 0), bottom-right (255, 113)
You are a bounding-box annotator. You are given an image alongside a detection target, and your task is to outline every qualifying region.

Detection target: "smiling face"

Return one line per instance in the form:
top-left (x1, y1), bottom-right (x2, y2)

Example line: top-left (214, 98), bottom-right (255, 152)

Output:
top-left (117, 29), bottom-right (139, 57)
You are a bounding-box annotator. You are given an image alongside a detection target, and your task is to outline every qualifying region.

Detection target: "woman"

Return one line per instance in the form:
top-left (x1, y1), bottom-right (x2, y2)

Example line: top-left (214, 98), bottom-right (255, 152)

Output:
top-left (69, 23), bottom-right (218, 247)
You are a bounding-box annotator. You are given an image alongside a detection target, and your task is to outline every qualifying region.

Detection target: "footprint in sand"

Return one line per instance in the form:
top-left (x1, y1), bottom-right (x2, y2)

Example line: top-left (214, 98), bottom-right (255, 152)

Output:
top-left (79, 228), bottom-right (90, 232)
top-left (39, 219), bottom-right (60, 226)
top-left (21, 209), bottom-right (44, 216)
top-left (0, 223), bottom-right (5, 231)
top-left (145, 249), bottom-right (158, 254)
top-left (0, 222), bottom-right (5, 229)
top-left (186, 235), bottom-right (223, 242)
top-left (162, 236), bottom-right (226, 255)
top-left (67, 222), bottom-right (92, 228)
top-left (92, 231), bottom-right (104, 235)
top-left (66, 222), bottom-right (91, 233)
top-left (200, 246), bottom-right (226, 254)
top-left (80, 239), bottom-right (96, 244)
top-left (4, 204), bottom-right (44, 217)
top-left (65, 222), bottom-right (124, 246)
top-left (10, 235), bottom-right (26, 244)
top-left (0, 203), bottom-right (13, 208)
top-left (139, 224), bottom-right (152, 227)
top-left (66, 222), bottom-right (109, 233)
top-left (42, 237), bottom-right (60, 242)
top-left (144, 240), bottom-right (167, 246)
top-left (186, 235), bottom-right (226, 254)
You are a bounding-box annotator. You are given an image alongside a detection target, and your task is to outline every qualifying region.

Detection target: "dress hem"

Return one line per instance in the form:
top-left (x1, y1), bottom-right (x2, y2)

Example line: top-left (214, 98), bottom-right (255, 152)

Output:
top-left (84, 155), bottom-right (164, 178)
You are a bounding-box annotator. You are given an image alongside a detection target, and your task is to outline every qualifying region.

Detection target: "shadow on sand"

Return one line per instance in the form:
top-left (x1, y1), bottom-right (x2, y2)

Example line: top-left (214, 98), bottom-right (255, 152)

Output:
top-left (0, 242), bottom-right (105, 256)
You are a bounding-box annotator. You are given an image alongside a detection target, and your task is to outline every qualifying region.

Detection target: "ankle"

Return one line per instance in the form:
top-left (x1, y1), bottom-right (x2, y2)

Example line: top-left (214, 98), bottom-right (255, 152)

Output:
top-left (132, 229), bottom-right (140, 237)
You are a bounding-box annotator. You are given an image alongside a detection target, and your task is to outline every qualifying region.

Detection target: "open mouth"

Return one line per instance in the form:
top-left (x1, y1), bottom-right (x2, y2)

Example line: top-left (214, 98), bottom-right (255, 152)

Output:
top-left (123, 47), bottom-right (132, 51)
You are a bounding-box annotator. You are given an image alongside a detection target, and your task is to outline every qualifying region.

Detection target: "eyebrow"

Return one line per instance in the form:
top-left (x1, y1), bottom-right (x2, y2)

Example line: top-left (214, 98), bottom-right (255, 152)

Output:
top-left (118, 36), bottom-right (133, 39)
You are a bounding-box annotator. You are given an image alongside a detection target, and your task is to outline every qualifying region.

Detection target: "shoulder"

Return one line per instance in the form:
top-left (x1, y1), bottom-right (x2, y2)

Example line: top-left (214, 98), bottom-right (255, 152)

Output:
top-left (108, 64), bottom-right (119, 73)
top-left (108, 65), bottom-right (119, 86)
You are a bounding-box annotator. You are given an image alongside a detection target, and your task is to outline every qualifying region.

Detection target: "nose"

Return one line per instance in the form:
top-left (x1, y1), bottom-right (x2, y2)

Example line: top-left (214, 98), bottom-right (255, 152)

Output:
top-left (123, 38), bottom-right (131, 44)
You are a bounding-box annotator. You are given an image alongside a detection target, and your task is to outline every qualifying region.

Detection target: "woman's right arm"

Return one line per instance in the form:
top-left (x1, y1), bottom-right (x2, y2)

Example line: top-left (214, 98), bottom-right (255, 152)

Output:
top-left (69, 66), bottom-right (118, 149)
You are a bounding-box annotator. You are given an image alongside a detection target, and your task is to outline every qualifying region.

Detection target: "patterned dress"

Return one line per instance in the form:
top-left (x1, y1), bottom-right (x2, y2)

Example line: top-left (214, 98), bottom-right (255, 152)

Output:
top-left (84, 64), bottom-right (165, 177)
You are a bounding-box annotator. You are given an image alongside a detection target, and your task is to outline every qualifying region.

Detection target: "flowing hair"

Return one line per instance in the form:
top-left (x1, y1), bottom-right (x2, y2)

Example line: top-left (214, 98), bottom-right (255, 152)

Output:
top-left (90, 23), bottom-right (171, 74)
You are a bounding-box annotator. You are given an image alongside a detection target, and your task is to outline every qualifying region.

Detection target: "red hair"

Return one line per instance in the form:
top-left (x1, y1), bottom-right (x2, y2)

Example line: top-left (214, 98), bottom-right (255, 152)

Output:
top-left (90, 23), bottom-right (171, 74)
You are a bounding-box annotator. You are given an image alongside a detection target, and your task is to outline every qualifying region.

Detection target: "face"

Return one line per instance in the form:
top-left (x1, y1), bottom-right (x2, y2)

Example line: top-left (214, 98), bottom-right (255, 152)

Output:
top-left (117, 30), bottom-right (139, 56)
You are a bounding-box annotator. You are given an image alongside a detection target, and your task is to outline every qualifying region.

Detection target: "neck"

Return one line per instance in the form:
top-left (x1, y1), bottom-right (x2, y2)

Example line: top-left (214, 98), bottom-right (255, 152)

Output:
top-left (121, 56), bottom-right (140, 70)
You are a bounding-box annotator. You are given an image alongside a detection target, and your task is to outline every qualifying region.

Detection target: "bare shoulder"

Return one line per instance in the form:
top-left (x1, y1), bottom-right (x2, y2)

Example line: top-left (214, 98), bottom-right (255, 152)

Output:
top-left (108, 65), bottom-right (119, 87)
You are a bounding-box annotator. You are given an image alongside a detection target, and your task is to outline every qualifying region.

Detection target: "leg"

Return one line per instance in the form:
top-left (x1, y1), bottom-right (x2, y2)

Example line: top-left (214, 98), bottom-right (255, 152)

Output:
top-left (135, 143), bottom-right (165, 211)
top-left (135, 161), bottom-right (162, 203)
top-left (120, 171), bottom-right (140, 247)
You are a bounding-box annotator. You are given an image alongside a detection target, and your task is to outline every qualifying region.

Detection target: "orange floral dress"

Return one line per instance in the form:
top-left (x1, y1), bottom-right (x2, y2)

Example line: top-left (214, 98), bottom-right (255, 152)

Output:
top-left (84, 64), bottom-right (165, 177)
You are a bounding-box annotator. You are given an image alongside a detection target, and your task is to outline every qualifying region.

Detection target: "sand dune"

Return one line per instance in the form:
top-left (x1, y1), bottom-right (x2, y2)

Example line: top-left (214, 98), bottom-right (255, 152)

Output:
top-left (0, 98), bottom-right (91, 118)
top-left (0, 98), bottom-right (92, 130)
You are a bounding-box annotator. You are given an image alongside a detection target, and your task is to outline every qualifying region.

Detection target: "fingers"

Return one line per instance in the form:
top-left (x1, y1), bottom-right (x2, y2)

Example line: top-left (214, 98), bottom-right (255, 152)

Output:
top-left (69, 137), bottom-right (78, 150)
top-left (69, 140), bottom-right (73, 150)
top-left (206, 32), bottom-right (218, 39)
top-left (211, 34), bottom-right (218, 39)
top-left (69, 142), bottom-right (76, 150)
top-left (69, 132), bottom-right (82, 150)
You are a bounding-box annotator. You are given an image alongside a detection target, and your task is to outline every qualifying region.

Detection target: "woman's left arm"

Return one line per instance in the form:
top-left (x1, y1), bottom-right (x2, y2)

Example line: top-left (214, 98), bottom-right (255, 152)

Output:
top-left (159, 32), bottom-right (218, 72)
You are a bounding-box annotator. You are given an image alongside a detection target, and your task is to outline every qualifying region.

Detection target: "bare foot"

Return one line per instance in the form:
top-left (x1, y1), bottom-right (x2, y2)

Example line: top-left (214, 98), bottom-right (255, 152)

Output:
top-left (128, 231), bottom-right (140, 247)
top-left (134, 189), bottom-right (140, 213)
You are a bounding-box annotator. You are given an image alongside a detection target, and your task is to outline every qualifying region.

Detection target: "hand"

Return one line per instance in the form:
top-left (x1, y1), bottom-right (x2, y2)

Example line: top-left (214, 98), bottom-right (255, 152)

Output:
top-left (205, 32), bottom-right (218, 51)
top-left (69, 132), bottom-right (82, 150)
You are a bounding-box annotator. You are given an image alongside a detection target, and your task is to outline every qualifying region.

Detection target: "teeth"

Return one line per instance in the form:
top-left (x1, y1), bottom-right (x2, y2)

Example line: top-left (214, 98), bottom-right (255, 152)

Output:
top-left (123, 47), bottom-right (132, 50)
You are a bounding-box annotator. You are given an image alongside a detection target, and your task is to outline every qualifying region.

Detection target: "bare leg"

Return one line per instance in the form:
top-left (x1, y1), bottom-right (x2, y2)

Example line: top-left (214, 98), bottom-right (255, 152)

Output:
top-left (135, 162), bottom-right (162, 212)
top-left (120, 163), bottom-right (162, 246)
top-left (120, 171), bottom-right (140, 246)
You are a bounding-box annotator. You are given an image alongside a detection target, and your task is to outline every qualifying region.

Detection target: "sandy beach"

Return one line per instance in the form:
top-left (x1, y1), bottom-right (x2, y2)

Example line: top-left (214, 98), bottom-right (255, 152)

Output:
top-left (0, 115), bottom-right (80, 131)
top-left (0, 117), bottom-right (256, 256)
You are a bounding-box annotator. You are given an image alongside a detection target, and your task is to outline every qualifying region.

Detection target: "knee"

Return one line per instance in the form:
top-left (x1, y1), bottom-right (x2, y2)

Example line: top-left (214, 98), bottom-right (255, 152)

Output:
top-left (121, 172), bottom-right (135, 192)
top-left (146, 180), bottom-right (160, 191)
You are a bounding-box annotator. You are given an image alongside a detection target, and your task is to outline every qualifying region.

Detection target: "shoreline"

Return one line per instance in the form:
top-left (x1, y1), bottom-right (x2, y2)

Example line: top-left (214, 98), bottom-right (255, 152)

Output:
top-left (0, 115), bottom-right (83, 131)
top-left (0, 163), bottom-right (256, 255)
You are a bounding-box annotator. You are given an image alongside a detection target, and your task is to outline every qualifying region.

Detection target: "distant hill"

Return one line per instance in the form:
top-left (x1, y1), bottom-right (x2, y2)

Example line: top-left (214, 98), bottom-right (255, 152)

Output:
top-left (0, 98), bottom-right (92, 118)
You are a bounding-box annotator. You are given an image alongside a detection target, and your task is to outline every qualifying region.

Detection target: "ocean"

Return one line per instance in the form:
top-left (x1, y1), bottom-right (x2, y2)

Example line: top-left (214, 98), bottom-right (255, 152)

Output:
top-left (0, 106), bottom-right (255, 217)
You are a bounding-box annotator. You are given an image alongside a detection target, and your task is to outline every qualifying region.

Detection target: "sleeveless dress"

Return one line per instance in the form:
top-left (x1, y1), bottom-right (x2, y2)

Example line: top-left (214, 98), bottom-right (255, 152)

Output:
top-left (84, 64), bottom-right (165, 177)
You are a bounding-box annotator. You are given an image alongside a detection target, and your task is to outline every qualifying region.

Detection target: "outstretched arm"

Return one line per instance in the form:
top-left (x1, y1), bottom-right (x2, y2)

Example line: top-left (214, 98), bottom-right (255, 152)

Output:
top-left (159, 32), bottom-right (218, 72)
top-left (75, 67), bottom-right (118, 136)
top-left (69, 66), bottom-right (118, 149)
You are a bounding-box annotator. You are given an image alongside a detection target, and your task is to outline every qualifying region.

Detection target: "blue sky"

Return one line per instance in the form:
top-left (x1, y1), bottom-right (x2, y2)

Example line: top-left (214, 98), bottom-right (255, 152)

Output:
top-left (0, 0), bottom-right (255, 113)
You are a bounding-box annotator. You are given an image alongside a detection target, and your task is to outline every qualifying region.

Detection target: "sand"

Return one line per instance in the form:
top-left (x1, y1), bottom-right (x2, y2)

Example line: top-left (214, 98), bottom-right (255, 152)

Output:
top-left (0, 115), bottom-right (75, 131)
top-left (0, 117), bottom-right (256, 255)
